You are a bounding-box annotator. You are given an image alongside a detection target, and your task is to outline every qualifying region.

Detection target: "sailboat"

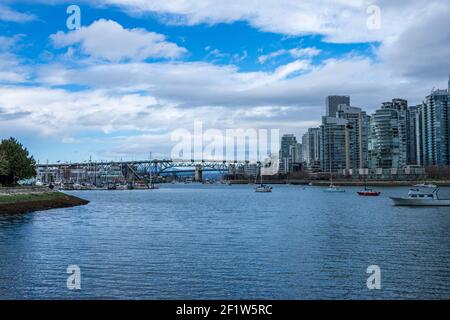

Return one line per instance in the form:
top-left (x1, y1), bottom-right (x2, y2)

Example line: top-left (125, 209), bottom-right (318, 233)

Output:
top-left (255, 166), bottom-right (272, 192)
top-left (357, 179), bottom-right (380, 196)
top-left (324, 127), bottom-right (345, 193)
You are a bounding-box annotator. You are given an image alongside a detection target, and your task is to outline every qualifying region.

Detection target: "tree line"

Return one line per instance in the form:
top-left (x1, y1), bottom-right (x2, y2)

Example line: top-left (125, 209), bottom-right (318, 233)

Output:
top-left (0, 138), bottom-right (36, 186)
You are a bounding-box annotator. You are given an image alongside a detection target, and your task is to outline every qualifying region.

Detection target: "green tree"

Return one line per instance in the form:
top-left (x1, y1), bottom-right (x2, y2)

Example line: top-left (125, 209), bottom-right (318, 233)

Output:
top-left (0, 137), bottom-right (36, 185)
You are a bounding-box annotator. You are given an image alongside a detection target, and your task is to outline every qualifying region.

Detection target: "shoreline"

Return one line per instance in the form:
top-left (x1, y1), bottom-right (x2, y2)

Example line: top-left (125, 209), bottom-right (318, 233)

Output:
top-left (0, 188), bottom-right (89, 214)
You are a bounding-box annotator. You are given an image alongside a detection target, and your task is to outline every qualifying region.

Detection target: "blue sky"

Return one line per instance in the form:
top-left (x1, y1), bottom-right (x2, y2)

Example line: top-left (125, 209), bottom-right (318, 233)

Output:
top-left (0, 0), bottom-right (449, 162)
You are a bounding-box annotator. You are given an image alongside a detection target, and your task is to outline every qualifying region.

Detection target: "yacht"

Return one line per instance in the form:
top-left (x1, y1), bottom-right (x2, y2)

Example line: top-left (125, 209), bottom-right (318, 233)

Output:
top-left (390, 188), bottom-right (450, 206)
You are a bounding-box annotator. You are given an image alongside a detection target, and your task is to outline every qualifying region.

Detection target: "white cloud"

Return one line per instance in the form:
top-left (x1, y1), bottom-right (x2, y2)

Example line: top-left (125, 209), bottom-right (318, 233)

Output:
top-left (0, 36), bottom-right (30, 83)
top-left (50, 19), bottom-right (187, 62)
top-left (258, 47), bottom-right (321, 64)
top-left (0, 4), bottom-right (36, 23)
top-left (377, 1), bottom-right (450, 81)
top-left (96, 0), bottom-right (438, 43)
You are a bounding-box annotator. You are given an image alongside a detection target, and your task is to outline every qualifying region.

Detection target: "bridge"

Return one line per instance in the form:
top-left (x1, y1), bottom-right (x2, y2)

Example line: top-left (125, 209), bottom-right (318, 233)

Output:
top-left (36, 159), bottom-right (269, 186)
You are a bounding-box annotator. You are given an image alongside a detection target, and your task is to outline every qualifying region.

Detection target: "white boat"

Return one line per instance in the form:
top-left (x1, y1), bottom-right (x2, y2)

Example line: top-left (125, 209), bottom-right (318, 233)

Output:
top-left (390, 188), bottom-right (450, 206)
top-left (255, 166), bottom-right (272, 192)
top-left (255, 184), bottom-right (272, 192)
top-left (324, 184), bottom-right (345, 193)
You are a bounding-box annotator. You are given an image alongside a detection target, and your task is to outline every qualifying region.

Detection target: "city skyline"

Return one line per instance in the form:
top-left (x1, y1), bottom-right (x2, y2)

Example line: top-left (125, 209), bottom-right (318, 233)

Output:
top-left (0, 1), bottom-right (449, 163)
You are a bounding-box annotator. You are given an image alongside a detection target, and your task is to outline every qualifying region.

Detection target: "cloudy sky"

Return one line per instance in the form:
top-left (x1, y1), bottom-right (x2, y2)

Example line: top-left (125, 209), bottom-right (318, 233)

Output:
top-left (0, 0), bottom-right (449, 162)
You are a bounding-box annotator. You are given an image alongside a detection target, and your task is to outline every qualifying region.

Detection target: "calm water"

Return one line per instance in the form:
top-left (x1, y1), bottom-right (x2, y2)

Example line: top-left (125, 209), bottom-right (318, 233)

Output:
top-left (0, 184), bottom-right (449, 299)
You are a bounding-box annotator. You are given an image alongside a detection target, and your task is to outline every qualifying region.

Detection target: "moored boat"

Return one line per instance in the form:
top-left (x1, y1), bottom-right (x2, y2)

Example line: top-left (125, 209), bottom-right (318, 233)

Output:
top-left (358, 189), bottom-right (381, 196)
top-left (255, 184), bottom-right (272, 192)
top-left (390, 188), bottom-right (450, 206)
top-left (324, 184), bottom-right (345, 193)
top-left (255, 165), bottom-right (272, 193)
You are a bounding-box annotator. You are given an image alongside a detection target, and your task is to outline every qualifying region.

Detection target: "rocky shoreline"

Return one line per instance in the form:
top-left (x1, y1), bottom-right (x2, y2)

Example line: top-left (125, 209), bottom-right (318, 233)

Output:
top-left (0, 187), bottom-right (89, 214)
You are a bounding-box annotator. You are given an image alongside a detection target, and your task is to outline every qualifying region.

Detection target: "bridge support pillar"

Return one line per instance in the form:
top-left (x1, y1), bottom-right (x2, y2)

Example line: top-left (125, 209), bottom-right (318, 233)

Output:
top-left (195, 165), bottom-right (203, 182)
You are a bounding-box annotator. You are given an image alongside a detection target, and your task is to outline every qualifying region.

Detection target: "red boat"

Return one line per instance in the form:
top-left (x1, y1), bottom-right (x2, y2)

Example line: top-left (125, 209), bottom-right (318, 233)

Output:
top-left (357, 188), bottom-right (381, 196)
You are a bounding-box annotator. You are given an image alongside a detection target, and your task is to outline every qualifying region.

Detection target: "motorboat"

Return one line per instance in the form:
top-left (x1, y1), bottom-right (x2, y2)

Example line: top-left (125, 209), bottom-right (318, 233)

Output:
top-left (390, 188), bottom-right (450, 206)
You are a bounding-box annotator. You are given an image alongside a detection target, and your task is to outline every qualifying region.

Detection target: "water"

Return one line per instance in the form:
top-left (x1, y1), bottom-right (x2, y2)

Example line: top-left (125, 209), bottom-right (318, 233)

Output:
top-left (0, 184), bottom-right (449, 299)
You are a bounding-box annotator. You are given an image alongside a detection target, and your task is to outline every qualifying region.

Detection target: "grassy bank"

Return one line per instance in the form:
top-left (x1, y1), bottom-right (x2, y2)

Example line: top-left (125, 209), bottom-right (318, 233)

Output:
top-left (0, 191), bottom-right (89, 214)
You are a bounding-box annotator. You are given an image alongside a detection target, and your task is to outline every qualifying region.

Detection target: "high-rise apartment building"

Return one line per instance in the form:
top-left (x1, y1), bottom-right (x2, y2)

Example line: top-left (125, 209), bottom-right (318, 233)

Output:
top-left (368, 100), bottom-right (409, 169)
top-left (336, 105), bottom-right (370, 170)
top-left (302, 128), bottom-right (321, 171)
top-left (407, 105), bottom-right (423, 165)
top-left (320, 116), bottom-right (348, 172)
top-left (279, 134), bottom-right (298, 173)
top-left (320, 101), bottom-right (370, 172)
top-left (421, 79), bottom-right (450, 166)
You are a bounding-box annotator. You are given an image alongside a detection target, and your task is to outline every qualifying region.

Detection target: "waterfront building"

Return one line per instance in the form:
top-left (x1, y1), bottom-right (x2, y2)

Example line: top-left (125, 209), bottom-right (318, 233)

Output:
top-left (320, 99), bottom-right (370, 173)
top-left (302, 128), bottom-right (321, 171)
top-left (279, 134), bottom-right (298, 173)
top-left (336, 105), bottom-right (370, 170)
top-left (407, 105), bottom-right (423, 165)
top-left (320, 116), bottom-right (347, 172)
top-left (421, 79), bottom-right (450, 166)
top-left (368, 99), bottom-right (409, 169)
top-left (326, 95), bottom-right (350, 117)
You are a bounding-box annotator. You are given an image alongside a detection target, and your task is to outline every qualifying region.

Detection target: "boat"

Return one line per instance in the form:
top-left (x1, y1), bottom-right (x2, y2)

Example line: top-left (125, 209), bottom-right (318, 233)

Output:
top-left (255, 166), bottom-right (272, 193)
top-left (357, 179), bottom-right (380, 196)
top-left (324, 184), bottom-right (345, 193)
top-left (390, 188), bottom-right (450, 206)
top-left (358, 188), bottom-right (381, 196)
top-left (255, 184), bottom-right (272, 192)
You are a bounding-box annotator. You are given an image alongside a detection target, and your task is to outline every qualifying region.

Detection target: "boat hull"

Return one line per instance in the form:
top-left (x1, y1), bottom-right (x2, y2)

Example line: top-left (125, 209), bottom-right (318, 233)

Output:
top-left (390, 197), bottom-right (450, 206)
top-left (358, 191), bottom-right (381, 196)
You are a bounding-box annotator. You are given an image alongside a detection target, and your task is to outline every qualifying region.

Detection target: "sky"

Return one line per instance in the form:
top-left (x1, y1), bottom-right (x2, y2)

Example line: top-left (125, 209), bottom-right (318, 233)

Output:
top-left (0, 0), bottom-right (449, 163)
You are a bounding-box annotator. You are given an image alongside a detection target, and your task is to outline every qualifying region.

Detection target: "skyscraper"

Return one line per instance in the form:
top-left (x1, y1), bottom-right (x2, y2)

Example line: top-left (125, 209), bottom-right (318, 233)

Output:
top-left (326, 95), bottom-right (350, 117)
top-left (368, 100), bottom-right (409, 169)
top-left (407, 105), bottom-right (423, 165)
top-left (302, 128), bottom-right (321, 171)
top-left (421, 79), bottom-right (450, 166)
top-left (336, 105), bottom-right (370, 170)
top-left (279, 134), bottom-right (298, 173)
top-left (320, 116), bottom-right (348, 173)
top-left (320, 102), bottom-right (370, 173)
